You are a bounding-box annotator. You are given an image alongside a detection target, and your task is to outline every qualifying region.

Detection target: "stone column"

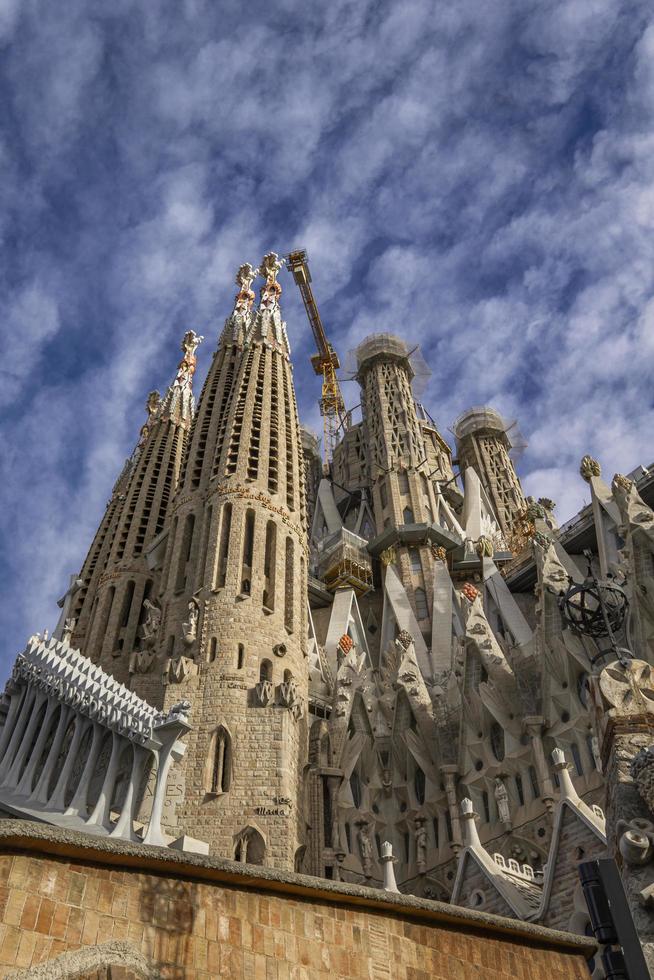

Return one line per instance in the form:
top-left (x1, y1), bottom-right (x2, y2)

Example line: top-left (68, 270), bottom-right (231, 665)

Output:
top-left (0, 684), bottom-right (27, 762)
top-left (12, 696), bottom-right (57, 795)
top-left (440, 764), bottom-right (462, 852)
top-left (143, 740), bottom-right (177, 846)
top-left (0, 686), bottom-right (35, 779)
top-left (86, 731), bottom-right (123, 829)
top-left (64, 721), bottom-right (104, 817)
top-left (48, 716), bottom-right (88, 810)
top-left (110, 744), bottom-right (149, 841)
top-left (524, 715), bottom-right (555, 809)
top-left (27, 705), bottom-right (72, 805)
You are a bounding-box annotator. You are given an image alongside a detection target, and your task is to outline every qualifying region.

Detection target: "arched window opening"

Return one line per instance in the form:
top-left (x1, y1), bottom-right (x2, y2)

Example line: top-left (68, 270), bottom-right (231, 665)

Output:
top-left (200, 505), bottom-right (213, 586)
top-left (414, 587), bottom-right (429, 621)
top-left (175, 513), bottom-right (195, 592)
top-left (515, 774), bottom-right (525, 806)
top-left (320, 733), bottom-right (331, 767)
top-left (445, 810), bottom-right (453, 843)
top-left (166, 635), bottom-right (175, 660)
top-left (234, 827), bottom-right (265, 865)
top-left (432, 817), bottom-right (439, 849)
top-left (379, 481), bottom-right (388, 509)
top-left (403, 506), bottom-right (414, 525)
top-left (263, 520), bottom-right (276, 611)
top-left (350, 770), bottom-right (362, 808)
top-left (323, 779), bottom-right (332, 846)
top-left (398, 471), bottom-right (409, 494)
top-left (571, 742), bottom-right (584, 777)
top-left (237, 644), bottom-right (245, 669)
top-left (259, 659), bottom-right (272, 683)
top-left (586, 734), bottom-right (598, 771)
top-left (241, 509), bottom-right (255, 596)
top-left (529, 765), bottom-right (540, 800)
top-left (414, 766), bottom-right (426, 805)
top-left (96, 586), bottom-right (116, 650)
top-left (344, 823), bottom-right (352, 851)
top-left (490, 722), bottom-right (505, 762)
top-left (409, 548), bottom-right (421, 572)
top-left (482, 790), bottom-right (490, 823)
top-left (208, 726), bottom-right (231, 795)
top-left (215, 502), bottom-right (232, 589)
top-left (120, 581), bottom-right (136, 629)
top-left (284, 537), bottom-right (294, 632)
top-left (403, 832), bottom-right (411, 862)
top-left (208, 637), bottom-right (217, 663)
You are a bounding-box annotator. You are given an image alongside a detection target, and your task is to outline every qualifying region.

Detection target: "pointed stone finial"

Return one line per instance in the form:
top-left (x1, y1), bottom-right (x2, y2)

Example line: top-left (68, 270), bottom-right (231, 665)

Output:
top-left (475, 535), bottom-right (494, 559)
top-left (460, 798), bottom-right (482, 847)
top-left (613, 473), bottom-right (634, 493)
top-left (146, 391), bottom-right (161, 417)
top-left (258, 252), bottom-right (284, 284)
top-left (175, 330), bottom-right (204, 388)
top-left (380, 841), bottom-right (400, 893)
top-left (580, 455), bottom-right (601, 482)
top-left (551, 747), bottom-right (578, 801)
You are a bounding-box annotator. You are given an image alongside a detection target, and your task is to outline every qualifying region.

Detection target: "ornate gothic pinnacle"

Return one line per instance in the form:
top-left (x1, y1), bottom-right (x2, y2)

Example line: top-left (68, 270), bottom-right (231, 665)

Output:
top-left (174, 330), bottom-right (204, 387)
top-left (580, 454), bottom-right (601, 482)
top-left (235, 263), bottom-right (257, 293)
top-left (258, 252), bottom-right (284, 285)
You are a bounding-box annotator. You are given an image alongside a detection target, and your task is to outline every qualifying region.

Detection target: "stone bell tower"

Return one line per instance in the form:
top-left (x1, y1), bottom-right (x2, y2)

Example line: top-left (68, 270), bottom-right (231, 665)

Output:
top-left (70, 331), bottom-right (202, 685)
top-left (157, 256), bottom-right (308, 870)
top-left (453, 406), bottom-right (526, 539)
top-left (354, 334), bottom-right (440, 639)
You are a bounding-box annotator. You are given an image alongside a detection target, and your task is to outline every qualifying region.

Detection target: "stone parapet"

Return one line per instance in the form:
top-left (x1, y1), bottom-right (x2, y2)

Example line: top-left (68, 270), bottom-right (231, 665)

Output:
top-left (0, 821), bottom-right (594, 978)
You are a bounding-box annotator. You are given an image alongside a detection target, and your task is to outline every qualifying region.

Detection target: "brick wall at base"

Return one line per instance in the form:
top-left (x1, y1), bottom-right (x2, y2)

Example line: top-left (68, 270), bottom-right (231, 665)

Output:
top-left (0, 825), bottom-right (594, 980)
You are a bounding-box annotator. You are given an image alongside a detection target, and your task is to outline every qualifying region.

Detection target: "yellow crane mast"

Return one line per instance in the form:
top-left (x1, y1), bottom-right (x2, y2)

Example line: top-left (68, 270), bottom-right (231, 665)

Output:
top-left (285, 248), bottom-right (347, 467)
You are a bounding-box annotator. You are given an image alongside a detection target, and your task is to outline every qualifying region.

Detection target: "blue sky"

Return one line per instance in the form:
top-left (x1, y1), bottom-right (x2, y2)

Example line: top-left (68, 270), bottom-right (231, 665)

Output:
top-left (1, 0), bottom-right (654, 677)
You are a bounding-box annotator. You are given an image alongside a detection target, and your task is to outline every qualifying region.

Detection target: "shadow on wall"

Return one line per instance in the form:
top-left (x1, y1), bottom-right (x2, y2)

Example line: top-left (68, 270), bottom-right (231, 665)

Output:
top-left (139, 877), bottom-right (199, 978)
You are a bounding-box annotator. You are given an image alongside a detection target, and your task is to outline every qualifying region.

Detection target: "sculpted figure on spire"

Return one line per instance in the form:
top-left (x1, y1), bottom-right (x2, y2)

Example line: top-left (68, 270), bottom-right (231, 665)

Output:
top-left (255, 251), bottom-right (289, 351)
top-left (174, 330), bottom-right (204, 388)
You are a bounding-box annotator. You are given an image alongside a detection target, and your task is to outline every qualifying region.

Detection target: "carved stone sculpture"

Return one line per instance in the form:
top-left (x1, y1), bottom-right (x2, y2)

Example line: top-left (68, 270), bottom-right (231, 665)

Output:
top-left (494, 777), bottom-right (511, 826)
top-left (632, 746), bottom-right (654, 817)
top-left (357, 822), bottom-right (373, 877)
top-left (255, 680), bottom-right (274, 707)
top-left (167, 700), bottom-right (192, 724)
top-left (141, 598), bottom-right (162, 646)
top-left (415, 818), bottom-right (428, 873)
top-left (182, 600), bottom-right (199, 646)
top-left (580, 454), bottom-right (601, 482)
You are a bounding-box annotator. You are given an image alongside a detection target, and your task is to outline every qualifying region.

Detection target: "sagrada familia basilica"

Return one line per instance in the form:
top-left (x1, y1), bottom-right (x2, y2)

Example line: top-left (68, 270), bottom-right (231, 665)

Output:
top-left (0, 252), bottom-right (653, 977)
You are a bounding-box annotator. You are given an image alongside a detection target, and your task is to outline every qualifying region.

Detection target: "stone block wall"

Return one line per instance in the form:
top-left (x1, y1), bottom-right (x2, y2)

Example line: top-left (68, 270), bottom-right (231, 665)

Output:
top-left (0, 822), bottom-right (594, 980)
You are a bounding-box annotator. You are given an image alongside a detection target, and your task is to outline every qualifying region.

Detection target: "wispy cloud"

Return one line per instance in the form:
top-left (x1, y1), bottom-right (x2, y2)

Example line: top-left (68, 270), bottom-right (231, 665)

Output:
top-left (1, 0), bottom-right (653, 678)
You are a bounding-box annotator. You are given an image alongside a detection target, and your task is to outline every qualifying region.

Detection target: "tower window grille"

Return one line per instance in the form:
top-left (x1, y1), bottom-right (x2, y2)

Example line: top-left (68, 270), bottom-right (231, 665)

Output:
top-left (409, 548), bottom-right (421, 572)
top-left (268, 358), bottom-right (280, 493)
top-left (156, 429), bottom-right (180, 535)
top-left (414, 587), bottom-right (429, 622)
top-left (164, 517), bottom-right (178, 591)
top-left (263, 520), bottom-right (276, 611)
top-left (247, 351), bottom-right (266, 480)
top-left (215, 502), bottom-right (232, 589)
top-left (284, 537), bottom-right (294, 632)
top-left (490, 722), bottom-right (505, 761)
top-left (226, 348), bottom-right (255, 475)
top-left (212, 352), bottom-right (237, 477)
top-left (191, 361), bottom-right (220, 487)
top-left (96, 586), bottom-right (116, 652)
top-left (281, 365), bottom-right (296, 510)
top-left (241, 509), bottom-right (255, 596)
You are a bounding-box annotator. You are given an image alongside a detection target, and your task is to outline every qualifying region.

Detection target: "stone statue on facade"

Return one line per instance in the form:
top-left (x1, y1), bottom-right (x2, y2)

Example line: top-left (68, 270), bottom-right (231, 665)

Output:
top-left (415, 818), bottom-right (428, 873)
top-left (141, 598), bottom-right (162, 646)
top-left (357, 822), bottom-right (373, 877)
top-left (182, 600), bottom-right (199, 646)
top-left (494, 778), bottom-right (511, 826)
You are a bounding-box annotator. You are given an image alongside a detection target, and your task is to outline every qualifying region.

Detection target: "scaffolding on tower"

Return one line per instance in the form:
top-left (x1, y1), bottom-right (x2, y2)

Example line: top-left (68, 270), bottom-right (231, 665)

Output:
top-left (285, 249), bottom-right (348, 468)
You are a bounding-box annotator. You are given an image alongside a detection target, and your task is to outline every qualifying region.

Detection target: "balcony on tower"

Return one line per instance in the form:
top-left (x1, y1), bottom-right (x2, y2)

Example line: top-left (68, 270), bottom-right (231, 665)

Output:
top-left (314, 527), bottom-right (373, 597)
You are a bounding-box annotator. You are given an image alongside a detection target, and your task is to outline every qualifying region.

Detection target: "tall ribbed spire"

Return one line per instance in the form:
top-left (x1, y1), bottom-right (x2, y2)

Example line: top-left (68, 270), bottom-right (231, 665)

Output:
top-left (70, 330), bottom-right (203, 681)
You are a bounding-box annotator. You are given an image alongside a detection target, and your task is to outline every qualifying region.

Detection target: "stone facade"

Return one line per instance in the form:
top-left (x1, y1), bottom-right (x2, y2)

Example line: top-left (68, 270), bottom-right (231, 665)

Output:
top-left (2, 254), bottom-right (654, 960)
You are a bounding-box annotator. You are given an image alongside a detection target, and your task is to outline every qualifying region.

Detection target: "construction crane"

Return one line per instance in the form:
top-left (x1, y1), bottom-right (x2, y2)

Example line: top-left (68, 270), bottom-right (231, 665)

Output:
top-left (285, 248), bottom-right (347, 468)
